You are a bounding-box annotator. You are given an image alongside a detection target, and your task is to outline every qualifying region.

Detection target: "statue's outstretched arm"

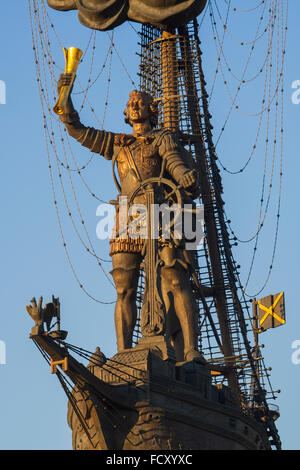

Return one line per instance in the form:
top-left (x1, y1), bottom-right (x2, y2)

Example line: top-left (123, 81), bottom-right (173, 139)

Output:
top-left (56, 73), bottom-right (115, 160)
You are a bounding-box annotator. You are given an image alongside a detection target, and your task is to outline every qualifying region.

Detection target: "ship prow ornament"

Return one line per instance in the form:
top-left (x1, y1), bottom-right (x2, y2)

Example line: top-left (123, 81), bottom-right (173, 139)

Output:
top-left (27, 0), bottom-right (286, 450)
top-left (26, 295), bottom-right (68, 340)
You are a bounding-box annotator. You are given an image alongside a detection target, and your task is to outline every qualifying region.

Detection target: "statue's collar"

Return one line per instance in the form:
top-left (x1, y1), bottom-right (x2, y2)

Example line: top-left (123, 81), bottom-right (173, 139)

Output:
top-left (115, 133), bottom-right (136, 147)
top-left (136, 134), bottom-right (155, 145)
top-left (115, 132), bottom-right (155, 147)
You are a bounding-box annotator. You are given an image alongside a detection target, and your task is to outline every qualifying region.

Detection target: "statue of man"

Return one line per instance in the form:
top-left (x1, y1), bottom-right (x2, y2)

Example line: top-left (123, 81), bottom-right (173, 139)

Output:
top-left (57, 73), bottom-right (203, 362)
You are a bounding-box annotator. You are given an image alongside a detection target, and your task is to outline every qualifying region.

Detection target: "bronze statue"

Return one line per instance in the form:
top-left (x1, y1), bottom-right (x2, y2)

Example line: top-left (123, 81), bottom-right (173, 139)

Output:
top-left (57, 73), bottom-right (203, 362)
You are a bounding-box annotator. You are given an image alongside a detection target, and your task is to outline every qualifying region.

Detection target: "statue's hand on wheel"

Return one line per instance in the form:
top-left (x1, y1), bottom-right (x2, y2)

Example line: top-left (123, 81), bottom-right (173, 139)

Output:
top-left (180, 169), bottom-right (198, 189)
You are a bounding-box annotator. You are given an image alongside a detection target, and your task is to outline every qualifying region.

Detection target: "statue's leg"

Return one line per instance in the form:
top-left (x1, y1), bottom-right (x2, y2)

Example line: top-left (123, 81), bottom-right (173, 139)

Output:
top-left (160, 246), bottom-right (202, 362)
top-left (160, 269), bottom-right (184, 361)
top-left (110, 252), bottom-right (141, 351)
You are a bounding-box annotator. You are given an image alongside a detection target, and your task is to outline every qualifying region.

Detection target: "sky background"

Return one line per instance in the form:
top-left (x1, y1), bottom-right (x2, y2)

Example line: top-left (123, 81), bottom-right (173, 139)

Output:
top-left (0, 0), bottom-right (299, 450)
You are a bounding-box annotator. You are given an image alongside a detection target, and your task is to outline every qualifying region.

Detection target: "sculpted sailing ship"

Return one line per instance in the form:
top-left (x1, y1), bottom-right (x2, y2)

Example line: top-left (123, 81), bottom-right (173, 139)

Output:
top-left (27, 0), bottom-right (287, 450)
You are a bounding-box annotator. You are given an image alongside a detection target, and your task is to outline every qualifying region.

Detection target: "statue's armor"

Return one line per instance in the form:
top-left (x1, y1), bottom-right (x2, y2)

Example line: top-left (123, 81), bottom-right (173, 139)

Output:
top-left (61, 110), bottom-right (196, 256)
top-left (116, 134), bottom-right (161, 184)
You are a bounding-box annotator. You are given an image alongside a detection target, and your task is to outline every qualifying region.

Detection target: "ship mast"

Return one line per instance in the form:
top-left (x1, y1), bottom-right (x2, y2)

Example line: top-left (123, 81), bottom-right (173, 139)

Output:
top-left (137, 19), bottom-right (282, 449)
top-left (162, 24), bottom-right (241, 403)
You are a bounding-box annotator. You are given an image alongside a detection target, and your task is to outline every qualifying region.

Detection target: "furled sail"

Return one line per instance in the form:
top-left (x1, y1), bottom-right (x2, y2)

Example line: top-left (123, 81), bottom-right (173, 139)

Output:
top-left (47, 0), bottom-right (207, 31)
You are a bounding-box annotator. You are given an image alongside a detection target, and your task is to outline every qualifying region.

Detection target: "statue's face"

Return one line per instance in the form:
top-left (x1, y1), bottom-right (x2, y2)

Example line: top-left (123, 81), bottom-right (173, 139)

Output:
top-left (127, 96), bottom-right (150, 124)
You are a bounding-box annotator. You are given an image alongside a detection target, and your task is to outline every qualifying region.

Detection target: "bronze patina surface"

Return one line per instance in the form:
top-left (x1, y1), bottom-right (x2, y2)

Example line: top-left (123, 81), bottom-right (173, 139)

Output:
top-left (57, 74), bottom-right (203, 363)
top-left (47, 0), bottom-right (207, 31)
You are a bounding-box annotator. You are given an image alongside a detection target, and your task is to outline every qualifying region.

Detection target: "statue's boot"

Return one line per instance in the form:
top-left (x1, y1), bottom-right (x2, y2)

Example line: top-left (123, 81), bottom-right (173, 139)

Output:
top-left (184, 347), bottom-right (206, 363)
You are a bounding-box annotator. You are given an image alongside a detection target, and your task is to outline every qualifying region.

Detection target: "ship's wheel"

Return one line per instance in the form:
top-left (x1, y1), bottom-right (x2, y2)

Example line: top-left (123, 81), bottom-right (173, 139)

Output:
top-left (127, 176), bottom-right (184, 247)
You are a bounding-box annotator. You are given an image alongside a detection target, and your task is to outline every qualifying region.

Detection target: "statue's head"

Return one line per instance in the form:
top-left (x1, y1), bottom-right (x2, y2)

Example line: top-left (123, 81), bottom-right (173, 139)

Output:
top-left (124, 90), bottom-right (158, 128)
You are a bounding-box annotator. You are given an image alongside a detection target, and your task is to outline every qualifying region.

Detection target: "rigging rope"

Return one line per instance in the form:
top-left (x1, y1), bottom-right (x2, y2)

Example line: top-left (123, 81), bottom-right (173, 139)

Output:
top-left (205, 0), bottom-right (288, 297)
top-left (29, 0), bottom-right (117, 304)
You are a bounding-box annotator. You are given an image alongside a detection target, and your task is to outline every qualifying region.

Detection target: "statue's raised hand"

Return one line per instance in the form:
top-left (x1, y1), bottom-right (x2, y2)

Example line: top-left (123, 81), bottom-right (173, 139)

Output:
top-left (57, 73), bottom-right (73, 95)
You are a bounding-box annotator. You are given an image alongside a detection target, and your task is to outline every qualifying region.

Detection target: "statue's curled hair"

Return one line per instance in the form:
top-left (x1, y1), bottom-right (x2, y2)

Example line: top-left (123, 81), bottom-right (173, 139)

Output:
top-left (124, 90), bottom-right (158, 128)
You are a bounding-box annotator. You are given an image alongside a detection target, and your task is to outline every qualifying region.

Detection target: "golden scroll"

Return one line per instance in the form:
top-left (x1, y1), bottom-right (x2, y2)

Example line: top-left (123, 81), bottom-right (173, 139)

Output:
top-left (53, 47), bottom-right (82, 115)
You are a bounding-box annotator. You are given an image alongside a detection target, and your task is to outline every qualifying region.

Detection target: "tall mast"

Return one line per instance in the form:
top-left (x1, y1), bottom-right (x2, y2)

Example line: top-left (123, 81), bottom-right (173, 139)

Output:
top-left (137, 21), bottom-right (282, 448)
top-left (139, 21), bottom-right (241, 403)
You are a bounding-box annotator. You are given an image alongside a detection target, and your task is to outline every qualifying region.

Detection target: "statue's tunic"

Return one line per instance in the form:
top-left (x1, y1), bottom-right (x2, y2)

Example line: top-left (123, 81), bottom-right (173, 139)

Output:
top-left (61, 111), bottom-right (193, 256)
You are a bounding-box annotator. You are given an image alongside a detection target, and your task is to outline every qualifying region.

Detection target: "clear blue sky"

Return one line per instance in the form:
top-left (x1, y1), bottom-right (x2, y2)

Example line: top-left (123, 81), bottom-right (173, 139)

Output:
top-left (0, 1), bottom-right (299, 450)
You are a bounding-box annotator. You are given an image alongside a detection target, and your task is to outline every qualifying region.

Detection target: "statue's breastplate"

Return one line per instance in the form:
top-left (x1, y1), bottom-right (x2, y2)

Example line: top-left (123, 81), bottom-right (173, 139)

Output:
top-left (117, 137), bottom-right (161, 197)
